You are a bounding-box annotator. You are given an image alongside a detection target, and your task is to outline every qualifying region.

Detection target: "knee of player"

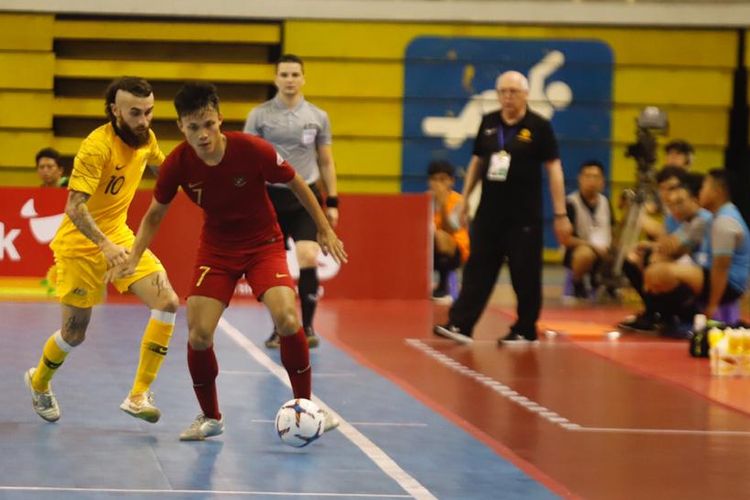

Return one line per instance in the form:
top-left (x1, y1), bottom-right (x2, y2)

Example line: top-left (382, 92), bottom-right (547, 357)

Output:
top-left (187, 327), bottom-right (214, 350)
top-left (60, 328), bottom-right (86, 346)
top-left (644, 264), bottom-right (669, 289)
top-left (156, 290), bottom-right (180, 313)
top-left (296, 247), bottom-right (319, 267)
top-left (626, 251), bottom-right (640, 264)
top-left (275, 311), bottom-right (300, 336)
top-left (574, 244), bottom-right (595, 260)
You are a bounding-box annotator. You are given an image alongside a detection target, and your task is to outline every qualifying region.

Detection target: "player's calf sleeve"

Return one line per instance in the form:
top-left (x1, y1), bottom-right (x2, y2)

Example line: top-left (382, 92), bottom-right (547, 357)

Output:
top-left (32, 330), bottom-right (73, 392)
top-left (280, 328), bottom-right (311, 399)
top-left (298, 268), bottom-right (319, 329)
top-left (187, 343), bottom-right (221, 420)
top-left (130, 310), bottom-right (175, 396)
top-left (622, 260), bottom-right (644, 298)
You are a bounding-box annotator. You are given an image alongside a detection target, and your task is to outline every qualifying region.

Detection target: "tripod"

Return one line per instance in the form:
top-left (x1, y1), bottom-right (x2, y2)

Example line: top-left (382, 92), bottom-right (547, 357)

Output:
top-left (603, 164), bottom-right (660, 290)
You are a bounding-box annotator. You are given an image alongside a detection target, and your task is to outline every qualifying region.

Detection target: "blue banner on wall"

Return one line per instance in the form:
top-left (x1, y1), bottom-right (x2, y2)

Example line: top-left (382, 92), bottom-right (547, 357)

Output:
top-left (402, 36), bottom-right (613, 247)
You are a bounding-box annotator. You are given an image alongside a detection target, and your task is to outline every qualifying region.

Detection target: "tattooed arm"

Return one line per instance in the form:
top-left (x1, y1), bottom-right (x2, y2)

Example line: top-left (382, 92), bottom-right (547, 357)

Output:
top-left (65, 190), bottom-right (129, 268)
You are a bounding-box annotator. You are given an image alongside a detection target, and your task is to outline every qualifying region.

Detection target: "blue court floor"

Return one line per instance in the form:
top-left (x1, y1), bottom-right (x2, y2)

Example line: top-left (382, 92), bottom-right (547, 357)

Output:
top-left (0, 302), bottom-right (555, 499)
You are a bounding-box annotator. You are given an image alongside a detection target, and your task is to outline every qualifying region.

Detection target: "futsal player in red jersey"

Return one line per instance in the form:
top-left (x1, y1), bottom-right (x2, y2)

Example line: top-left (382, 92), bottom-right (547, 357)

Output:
top-left (112, 82), bottom-right (347, 441)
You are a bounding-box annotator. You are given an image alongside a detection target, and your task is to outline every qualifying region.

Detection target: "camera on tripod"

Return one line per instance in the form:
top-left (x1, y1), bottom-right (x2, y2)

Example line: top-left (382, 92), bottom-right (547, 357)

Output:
top-left (625, 106), bottom-right (669, 174)
top-left (606, 107), bottom-right (670, 286)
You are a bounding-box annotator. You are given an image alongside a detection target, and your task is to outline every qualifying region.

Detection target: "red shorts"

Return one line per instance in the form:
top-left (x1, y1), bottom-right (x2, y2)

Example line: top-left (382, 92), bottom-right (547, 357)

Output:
top-left (189, 240), bottom-right (295, 304)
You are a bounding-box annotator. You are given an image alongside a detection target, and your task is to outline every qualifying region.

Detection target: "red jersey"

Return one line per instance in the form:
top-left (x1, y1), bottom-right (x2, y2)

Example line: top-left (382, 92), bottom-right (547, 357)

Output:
top-left (154, 131), bottom-right (296, 249)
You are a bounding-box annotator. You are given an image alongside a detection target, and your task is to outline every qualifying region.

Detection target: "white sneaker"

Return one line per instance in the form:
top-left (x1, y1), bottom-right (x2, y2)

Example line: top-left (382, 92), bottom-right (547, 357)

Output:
top-left (322, 409), bottom-right (340, 432)
top-left (120, 391), bottom-right (161, 423)
top-left (179, 414), bottom-right (225, 441)
top-left (24, 368), bottom-right (60, 423)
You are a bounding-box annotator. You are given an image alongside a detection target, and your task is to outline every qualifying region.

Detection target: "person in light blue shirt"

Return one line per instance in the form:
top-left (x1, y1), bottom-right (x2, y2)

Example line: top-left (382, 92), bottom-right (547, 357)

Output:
top-left (643, 169), bottom-right (749, 333)
top-left (619, 166), bottom-right (688, 331)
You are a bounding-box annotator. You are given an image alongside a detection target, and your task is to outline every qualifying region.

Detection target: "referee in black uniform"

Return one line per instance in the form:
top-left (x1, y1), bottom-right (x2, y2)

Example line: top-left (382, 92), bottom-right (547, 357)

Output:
top-left (435, 70), bottom-right (572, 344)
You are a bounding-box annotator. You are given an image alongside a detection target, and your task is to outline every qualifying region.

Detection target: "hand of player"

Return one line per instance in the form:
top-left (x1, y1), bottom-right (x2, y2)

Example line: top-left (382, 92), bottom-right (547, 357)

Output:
top-left (104, 258), bottom-right (137, 283)
top-left (636, 240), bottom-right (654, 251)
top-left (317, 228), bottom-right (348, 264)
top-left (99, 240), bottom-right (130, 269)
top-left (457, 201), bottom-right (470, 227)
top-left (655, 235), bottom-right (678, 256)
top-left (325, 207), bottom-right (339, 228)
top-left (554, 216), bottom-right (573, 246)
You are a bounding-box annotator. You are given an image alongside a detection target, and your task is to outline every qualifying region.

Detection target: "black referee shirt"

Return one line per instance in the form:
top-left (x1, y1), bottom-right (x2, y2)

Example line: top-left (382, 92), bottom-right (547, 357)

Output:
top-left (471, 108), bottom-right (559, 226)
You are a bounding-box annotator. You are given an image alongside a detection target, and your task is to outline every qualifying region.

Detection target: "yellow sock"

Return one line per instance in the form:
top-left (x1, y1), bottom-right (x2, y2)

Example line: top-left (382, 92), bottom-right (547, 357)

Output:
top-left (130, 310), bottom-right (175, 397)
top-left (32, 331), bottom-right (73, 392)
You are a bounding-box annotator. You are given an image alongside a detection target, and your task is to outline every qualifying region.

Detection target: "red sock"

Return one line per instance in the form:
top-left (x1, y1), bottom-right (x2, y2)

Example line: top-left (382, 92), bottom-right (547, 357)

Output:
top-left (187, 343), bottom-right (221, 420)
top-left (280, 327), bottom-right (311, 399)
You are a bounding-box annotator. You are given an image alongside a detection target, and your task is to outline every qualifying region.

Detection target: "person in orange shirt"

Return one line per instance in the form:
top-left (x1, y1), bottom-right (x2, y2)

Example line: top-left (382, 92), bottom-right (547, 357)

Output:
top-left (428, 160), bottom-right (470, 302)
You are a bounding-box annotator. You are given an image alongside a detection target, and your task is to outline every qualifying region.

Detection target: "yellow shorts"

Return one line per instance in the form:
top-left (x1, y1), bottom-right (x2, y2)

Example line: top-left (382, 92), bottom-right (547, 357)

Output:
top-left (54, 249), bottom-right (165, 308)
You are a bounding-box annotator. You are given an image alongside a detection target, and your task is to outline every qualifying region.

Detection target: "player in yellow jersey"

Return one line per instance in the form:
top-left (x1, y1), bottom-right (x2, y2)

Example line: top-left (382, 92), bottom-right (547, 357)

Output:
top-left (24, 77), bottom-right (179, 424)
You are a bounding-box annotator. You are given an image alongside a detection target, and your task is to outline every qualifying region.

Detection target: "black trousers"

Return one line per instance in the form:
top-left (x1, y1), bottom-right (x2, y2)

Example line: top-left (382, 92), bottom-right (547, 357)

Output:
top-left (448, 221), bottom-right (543, 336)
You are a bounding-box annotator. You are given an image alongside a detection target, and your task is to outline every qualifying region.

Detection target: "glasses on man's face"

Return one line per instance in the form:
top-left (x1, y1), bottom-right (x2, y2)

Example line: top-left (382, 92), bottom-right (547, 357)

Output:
top-left (498, 88), bottom-right (523, 96)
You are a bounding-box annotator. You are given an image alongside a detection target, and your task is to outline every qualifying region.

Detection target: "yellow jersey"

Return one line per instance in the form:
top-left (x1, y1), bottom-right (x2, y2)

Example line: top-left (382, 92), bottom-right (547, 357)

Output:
top-left (51, 123), bottom-right (164, 256)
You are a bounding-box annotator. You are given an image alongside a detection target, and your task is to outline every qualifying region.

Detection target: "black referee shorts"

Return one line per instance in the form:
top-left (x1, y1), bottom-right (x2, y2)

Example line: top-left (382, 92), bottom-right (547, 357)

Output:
top-left (268, 184), bottom-right (324, 247)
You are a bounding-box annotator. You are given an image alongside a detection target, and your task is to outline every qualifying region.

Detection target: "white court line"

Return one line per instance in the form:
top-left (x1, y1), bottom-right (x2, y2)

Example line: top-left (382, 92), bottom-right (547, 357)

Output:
top-left (251, 419), bottom-right (428, 427)
top-left (407, 338), bottom-right (750, 437)
top-left (219, 318), bottom-right (437, 500)
top-left (223, 370), bottom-right (356, 378)
top-left (573, 342), bottom-right (686, 348)
top-left (573, 427), bottom-right (750, 437)
top-left (405, 339), bottom-right (579, 431)
top-left (0, 486), bottom-right (410, 497)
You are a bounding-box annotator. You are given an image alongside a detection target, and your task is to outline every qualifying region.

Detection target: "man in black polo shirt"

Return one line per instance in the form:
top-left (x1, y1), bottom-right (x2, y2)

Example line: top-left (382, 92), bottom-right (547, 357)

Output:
top-left (434, 70), bottom-right (572, 344)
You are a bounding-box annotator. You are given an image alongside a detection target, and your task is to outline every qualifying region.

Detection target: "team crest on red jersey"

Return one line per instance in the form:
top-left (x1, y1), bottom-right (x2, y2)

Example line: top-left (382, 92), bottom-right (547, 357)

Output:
top-left (233, 176), bottom-right (247, 188)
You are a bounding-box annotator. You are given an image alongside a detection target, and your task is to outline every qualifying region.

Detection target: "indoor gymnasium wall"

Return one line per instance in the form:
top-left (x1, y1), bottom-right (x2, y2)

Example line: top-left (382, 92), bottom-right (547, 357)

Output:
top-left (0, 13), bottom-right (281, 187)
top-left (0, 13), bottom-right (738, 203)
top-left (284, 21), bottom-right (736, 203)
top-left (0, 13), bottom-right (56, 186)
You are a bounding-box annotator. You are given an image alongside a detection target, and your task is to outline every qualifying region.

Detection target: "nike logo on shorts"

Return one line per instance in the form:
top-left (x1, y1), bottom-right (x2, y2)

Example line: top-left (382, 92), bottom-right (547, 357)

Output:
top-left (275, 273), bottom-right (288, 278)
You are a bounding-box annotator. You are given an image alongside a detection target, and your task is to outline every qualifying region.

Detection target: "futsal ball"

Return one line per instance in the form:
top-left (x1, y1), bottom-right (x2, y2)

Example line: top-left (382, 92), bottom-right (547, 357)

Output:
top-left (275, 398), bottom-right (325, 447)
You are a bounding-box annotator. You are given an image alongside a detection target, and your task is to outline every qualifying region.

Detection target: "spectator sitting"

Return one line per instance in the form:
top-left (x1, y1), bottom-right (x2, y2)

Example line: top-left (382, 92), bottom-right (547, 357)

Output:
top-left (664, 139), bottom-right (694, 170)
top-left (650, 173), bottom-right (710, 265)
top-left (36, 147), bottom-right (68, 188)
top-left (620, 166), bottom-right (686, 297)
top-left (620, 173), bottom-right (712, 332)
top-left (642, 169), bottom-right (749, 337)
top-left (563, 160), bottom-right (613, 299)
top-left (428, 160), bottom-right (470, 302)
top-left (619, 170), bottom-right (708, 331)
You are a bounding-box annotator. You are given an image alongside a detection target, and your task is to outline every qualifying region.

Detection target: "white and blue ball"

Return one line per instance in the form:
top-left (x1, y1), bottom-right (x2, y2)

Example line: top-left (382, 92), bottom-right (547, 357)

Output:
top-left (275, 398), bottom-right (325, 447)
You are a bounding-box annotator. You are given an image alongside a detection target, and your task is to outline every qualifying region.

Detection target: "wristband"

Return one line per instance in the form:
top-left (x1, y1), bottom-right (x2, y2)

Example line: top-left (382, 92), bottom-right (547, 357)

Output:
top-left (554, 213), bottom-right (567, 218)
top-left (325, 196), bottom-right (339, 208)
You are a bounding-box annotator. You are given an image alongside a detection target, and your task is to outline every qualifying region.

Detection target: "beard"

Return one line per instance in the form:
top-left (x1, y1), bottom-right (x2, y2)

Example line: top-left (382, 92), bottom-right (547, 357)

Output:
top-left (114, 119), bottom-right (150, 148)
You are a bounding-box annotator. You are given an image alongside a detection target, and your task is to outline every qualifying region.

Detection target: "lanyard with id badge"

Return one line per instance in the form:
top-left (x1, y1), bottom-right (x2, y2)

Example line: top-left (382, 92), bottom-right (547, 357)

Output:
top-left (487, 124), bottom-right (516, 182)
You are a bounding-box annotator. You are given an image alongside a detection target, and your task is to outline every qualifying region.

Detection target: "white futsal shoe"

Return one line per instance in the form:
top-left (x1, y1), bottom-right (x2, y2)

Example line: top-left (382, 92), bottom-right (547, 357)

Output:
top-left (179, 414), bottom-right (225, 441)
top-left (322, 408), bottom-right (340, 432)
top-left (120, 390), bottom-right (161, 423)
top-left (24, 367), bottom-right (61, 423)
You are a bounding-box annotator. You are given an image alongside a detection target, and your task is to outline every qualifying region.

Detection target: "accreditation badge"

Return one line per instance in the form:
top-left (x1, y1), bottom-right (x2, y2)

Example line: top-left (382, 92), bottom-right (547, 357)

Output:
top-left (487, 150), bottom-right (511, 181)
top-left (302, 127), bottom-right (317, 145)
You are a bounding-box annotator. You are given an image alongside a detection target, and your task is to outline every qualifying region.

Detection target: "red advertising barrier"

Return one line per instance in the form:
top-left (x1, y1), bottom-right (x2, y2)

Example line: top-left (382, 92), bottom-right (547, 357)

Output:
top-left (0, 188), bottom-right (431, 301)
